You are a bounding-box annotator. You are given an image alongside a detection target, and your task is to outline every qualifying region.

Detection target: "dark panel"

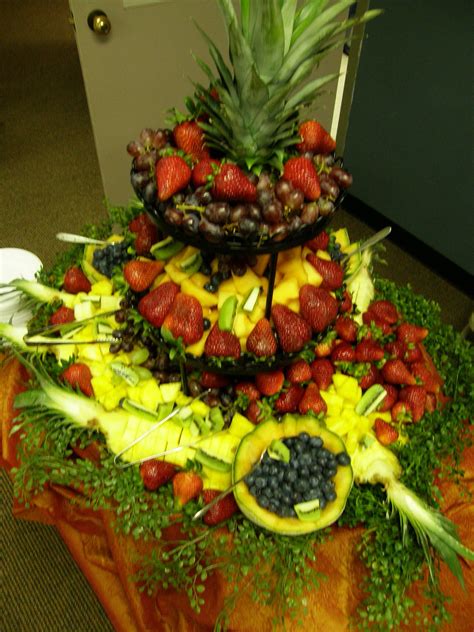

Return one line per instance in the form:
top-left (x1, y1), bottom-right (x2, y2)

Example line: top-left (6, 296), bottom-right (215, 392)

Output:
top-left (344, 0), bottom-right (473, 275)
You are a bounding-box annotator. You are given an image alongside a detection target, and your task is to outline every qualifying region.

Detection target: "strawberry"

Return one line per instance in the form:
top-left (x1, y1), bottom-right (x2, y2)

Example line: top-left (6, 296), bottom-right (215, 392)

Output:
top-left (396, 323), bottom-right (429, 344)
top-left (246, 318), bottom-right (278, 357)
top-left (306, 254), bottom-right (344, 290)
top-left (61, 363), bottom-right (93, 397)
top-left (362, 312), bottom-right (393, 335)
top-left (384, 340), bottom-right (407, 360)
top-left (155, 155), bottom-right (192, 201)
top-left (255, 369), bottom-right (285, 396)
top-left (286, 359), bottom-right (312, 384)
top-left (339, 290), bottom-right (352, 313)
top-left (355, 340), bottom-right (385, 362)
top-left (204, 323), bottom-right (241, 359)
top-left (173, 120), bottom-right (208, 162)
top-left (366, 300), bottom-right (399, 325)
top-left (123, 259), bottom-right (164, 293)
top-left (162, 293), bottom-right (204, 346)
top-left (275, 384), bottom-right (305, 413)
top-left (246, 400), bottom-right (263, 424)
top-left (129, 212), bottom-right (150, 234)
top-left (201, 489), bottom-right (239, 526)
top-left (403, 342), bottom-right (423, 364)
top-left (212, 163), bottom-right (257, 202)
top-left (172, 471), bottom-right (203, 506)
top-left (283, 156), bottom-right (321, 201)
top-left (331, 342), bottom-right (356, 363)
top-left (399, 385), bottom-right (427, 422)
top-left (49, 305), bottom-right (75, 326)
top-left (410, 362), bottom-right (441, 394)
top-left (298, 383), bottom-right (327, 415)
top-left (271, 304), bottom-right (312, 353)
top-left (63, 266), bottom-right (91, 294)
top-left (134, 223), bottom-right (159, 255)
top-left (391, 401), bottom-right (413, 423)
top-left (192, 157), bottom-right (220, 188)
top-left (200, 371), bottom-right (230, 389)
top-left (335, 315), bottom-right (358, 342)
top-left (377, 384), bottom-right (399, 412)
top-left (140, 460), bottom-right (177, 491)
top-left (299, 285), bottom-right (338, 332)
top-left (314, 336), bottom-right (336, 357)
top-left (374, 418), bottom-right (399, 446)
top-left (310, 358), bottom-right (334, 390)
top-left (305, 230), bottom-right (330, 252)
top-left (359, 363), bottom-right (380, 390)
top-left (425, 392), bottom-right (438, 413)
top-left (138, 281), bottom-right (180, 328)
top-left (296, 120), bottom-right (336, 155)
top-left (235, 381), bottom-right (261, 401)
top-left (381, 359), bottom-right (416, 386)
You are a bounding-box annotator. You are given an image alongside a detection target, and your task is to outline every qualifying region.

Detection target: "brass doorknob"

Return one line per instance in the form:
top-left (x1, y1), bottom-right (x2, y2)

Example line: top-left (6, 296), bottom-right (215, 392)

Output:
top-left (87, 10), bottom-right (111, 36)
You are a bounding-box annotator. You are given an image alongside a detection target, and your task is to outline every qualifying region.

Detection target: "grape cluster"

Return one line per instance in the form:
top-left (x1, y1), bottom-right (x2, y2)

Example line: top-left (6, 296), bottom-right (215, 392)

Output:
top-left (127, 127), bottom-right (171, 205)
top-left (93, 241), bottom-right (131, 278)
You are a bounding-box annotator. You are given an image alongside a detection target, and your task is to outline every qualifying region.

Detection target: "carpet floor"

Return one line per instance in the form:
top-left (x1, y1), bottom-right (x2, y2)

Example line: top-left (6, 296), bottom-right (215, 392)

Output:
top-left (0, 2), bottom-right (472, 631)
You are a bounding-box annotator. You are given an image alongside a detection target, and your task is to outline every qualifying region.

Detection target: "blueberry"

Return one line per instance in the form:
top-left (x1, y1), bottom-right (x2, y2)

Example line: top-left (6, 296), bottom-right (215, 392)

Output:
top-left (325, 490), bottom-right (337, 502)
top-left (203, 318), bottom-right (211, 330)
top-left (287, 470), bottom-right (298, 483)
top-left (204, 282), bottom-right (217, 293)
top-left (255, 477), bottom-right (266, 489)
top-left (258, 497), bottom-right (270, 509)
top-left (309, 436), bottom-right (323, 449)
top-left (325, 466), bottom-right (337, 478)
top-left (299, 432), bottom-right (310, 443)
top-left (337, 451), bottom-right (351, 466)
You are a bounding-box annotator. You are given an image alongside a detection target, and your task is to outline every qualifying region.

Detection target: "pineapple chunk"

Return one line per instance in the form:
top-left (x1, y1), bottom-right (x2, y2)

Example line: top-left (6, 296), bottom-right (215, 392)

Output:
top-left (202, 469), bottom-right (232, 491)
top-left (332, 374), bottom-right (362, 405)
top-left (90, 279), bottom-right (113, 296)
top-left (99, 294), bottom-right (122, 312)
top-left (233, 312), bottom-right (254, 338)
top-left (228, 413), bottom-right (255, 438)
top-left (273, 277), bottom-right (299, 303)
top-left (180, 277), bottom-right (218, 307)
top-left (53, 344), bottom-right (77, 362)
top-left (316, 249), bottom-right (331, 261)
top-left (248, 304), bottom-right (265, 324)
top-left (164, 262), bottom-right (189, 285)
top-left (186, 330), bottom-right (209, 357)
top-left (190, 272), bottom-right (209, 288)
top-left (287, 299), bottom-right (300, 313)
top-left (140, 378), bottom-right (164, 410)
top-left (320, 389), bottom-right (344, 417)
top-left (302, 260), bottom-right (323, 286)
top-left (232, 268), bottom-right (262, 295)
top-left (151, 272), bottom-right (170, 289)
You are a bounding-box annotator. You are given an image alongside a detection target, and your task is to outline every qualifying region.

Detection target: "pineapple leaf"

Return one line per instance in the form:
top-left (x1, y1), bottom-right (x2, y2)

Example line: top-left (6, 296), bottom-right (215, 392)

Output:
top-left (240, 0), bottom-right (251, 38)
top-left (292, 0), bottom-right (329, 45)
top-left (285, 71), bottom-right (340, 111)
top-left (247, 0), bottom-right (285, 82)
top-left (280, 0), bottom-right (298, 55)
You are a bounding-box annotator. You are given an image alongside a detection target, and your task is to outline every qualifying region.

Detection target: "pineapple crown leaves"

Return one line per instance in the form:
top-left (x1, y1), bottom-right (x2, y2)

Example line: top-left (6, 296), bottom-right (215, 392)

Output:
top-left (191, 0), bottom-right (381, 170)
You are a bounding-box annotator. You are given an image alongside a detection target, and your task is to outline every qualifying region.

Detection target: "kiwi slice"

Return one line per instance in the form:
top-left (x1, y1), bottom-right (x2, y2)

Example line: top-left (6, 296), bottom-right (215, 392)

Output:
top-left (268, 439), bottom-right (290, 463)
top-left (195, 449), bottom-right (232, 472)
top-left (294, 498), bottom-right (322, 521)
top-left (218, 295), bottom-right (238, 331)
top-left (121, 398), bottom-right (158, 422)
top-left (150, 237), bottom-right (184, 260)
top-left (179, 252), bottom-right (203, 275)
top-left (110, 362), bottom-right (140, 386)
top-left (355, 384), bottom-right (387, 416)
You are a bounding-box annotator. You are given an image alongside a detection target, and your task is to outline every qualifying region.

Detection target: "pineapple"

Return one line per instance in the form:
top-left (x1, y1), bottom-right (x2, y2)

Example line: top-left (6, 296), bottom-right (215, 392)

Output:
top-left (192, 0), bottom-right (381, 170)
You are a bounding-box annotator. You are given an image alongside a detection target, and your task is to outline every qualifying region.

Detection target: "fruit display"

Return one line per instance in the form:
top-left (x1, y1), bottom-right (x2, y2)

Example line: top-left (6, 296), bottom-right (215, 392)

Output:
top-left (1, 2), bottom-right (473, 631)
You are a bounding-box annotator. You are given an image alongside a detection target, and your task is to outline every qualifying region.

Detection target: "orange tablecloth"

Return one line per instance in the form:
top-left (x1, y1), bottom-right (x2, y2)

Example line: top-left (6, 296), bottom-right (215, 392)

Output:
top-left (1, 356), bottom-right (472, 631)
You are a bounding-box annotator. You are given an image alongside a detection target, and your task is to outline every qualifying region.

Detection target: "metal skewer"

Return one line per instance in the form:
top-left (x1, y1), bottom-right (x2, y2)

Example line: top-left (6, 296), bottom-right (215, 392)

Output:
top-left (56, 232), bottom-right (108, 245)
top-left (341, 226), bottom-right (392, 264)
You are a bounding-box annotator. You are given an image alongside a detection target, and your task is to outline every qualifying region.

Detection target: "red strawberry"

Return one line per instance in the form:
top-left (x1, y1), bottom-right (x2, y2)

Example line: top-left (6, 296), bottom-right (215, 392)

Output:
top-left (310, 358), bottom-right (334, 390)
top-left (298, 383), bottom-right (327, 415)
top-left (201, 489), bottom-right (239, 525)
top-left (155, 155), bottom-right (192, 201)
top-left (359, 364), bottom-right (381, 390)
top-left (246, 400), bottom-right (263, 424)
top-left (404, 343), bottom-right (423, 364)
top-left (134, 223), bottom-right (159, 255)
top-left (314, 336), bottom-right (336, 357)
top-left (366, 300), bottom-right (399, 325)
top-left (381, 359), bottom-right (416, 386)
top-left (391, 401), bottom-right (413, 423)
top-left (192, 157), bottom-right (220, 188)
top-left (49, 305), bottom-right (75, 325)
top-left (425, 392), bottom-right (438, 413)
top-left (385, 340), bottom-right (407, 360)
top-left (235, 381), bottom-right (261, 401)
top-left (212, 163), bottom-right (257, 202)
top-left (63, 266), bottom-right (91, 294)
top-left (410, 362), bottom-right (441, 394)
top-left (138, 281), bottom-right (180, 327)
top-left (361, 314), bottom-right (393, 336)
top-left (61, 363), bottom-right (93, 397)
top-left (204, 323), bottom-right (241, 359)
top-left (399, 385), bottom-right (427, 422)
top-left (162, 293), bottom-right (204, 346)
top-left (286, 359), bottom-right (312, 384)
top-left (306, 254), bottom-right (344, 291)
top-left (335, 315), bottom-right (358, 342)
top-left (200, 371), bottom-right (230, 389)
top-left (305, 230), bottom-right (330, 252)
top-left (377, 384), bottom-right (399, 412)
top-left (129, 212), bottom-right (149, 233)
top-left (173, 120), bottom-right (208, 162)
top-left (299, 285), bottom-right (338, 332)
top-left (355, 340), bottom-right (385, 362)
top-left (339, 290), bottom-right (352, 313)
top-left (271, 304), bottom-right (312, 353)
top-left (283, 156), bottom-right (321, 201)
top-left (172, 471), bottom-right (203, 506)
top-left (140, 460), bottom-right (177, 491)
top-left (296, 120), bottom-right (336, 155)
top-left (396, 323), bottom-right (429, 344)
top-left (123, 259), bottom-right (164, 293)
top-left (275, 384), bottom-right (305, 413)
top-left (255, 369), bottom-right (285, 396)
top-left (331, 342), bottom-right (356, 363)
top-left (374, 418), bottom-right (399, 446)
top-left (246, 318), bottom-right (278, 357)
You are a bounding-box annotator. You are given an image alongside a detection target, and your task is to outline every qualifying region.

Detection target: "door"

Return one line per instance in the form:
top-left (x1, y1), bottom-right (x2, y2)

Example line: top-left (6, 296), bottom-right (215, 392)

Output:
top-left (69, 0), bottom-right (345, 205)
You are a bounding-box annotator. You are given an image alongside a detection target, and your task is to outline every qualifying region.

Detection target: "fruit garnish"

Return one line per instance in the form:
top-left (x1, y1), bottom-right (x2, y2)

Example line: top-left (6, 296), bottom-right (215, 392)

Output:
top-left (138, 281), bottom-right (180, 327)
top-left (299, 285), bottom-right (338, 332)
top-left (60, 362), bottom-right (94, 397)
top-left (162, 293), bottom-right (204, 346)
top-left (63, 266), bottom-right (91, 294)
top-left (49, 305), bottom-right (75, 325)
top-left (140, 459), bottom-right (177, 491)
top-left (296, 120), bottom-right (336, 155)
top-left (123, 259), bottom-right (164, 292)
top-left (172, 471), bottom-right (203, 506)
top-left (245, 318), bottom-right (278, 357)
top-left (271, 304), bottom-right (312, 353)
top-left (155, 155), bottom-right (192, 201)
top-left (204, 322), bottom-right (241, 359)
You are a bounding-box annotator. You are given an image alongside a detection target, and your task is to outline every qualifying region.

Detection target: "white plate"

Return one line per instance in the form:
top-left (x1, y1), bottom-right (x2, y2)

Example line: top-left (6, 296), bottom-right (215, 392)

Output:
top-left (0, 248), bottom-right (43, 320)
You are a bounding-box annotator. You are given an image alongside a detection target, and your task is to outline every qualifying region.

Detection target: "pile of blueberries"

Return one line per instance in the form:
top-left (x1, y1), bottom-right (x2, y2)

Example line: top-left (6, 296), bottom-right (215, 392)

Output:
top-left (245, 432), bottom-right (351, 518)
top-left (92, 241), bottom-right (132, 278)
